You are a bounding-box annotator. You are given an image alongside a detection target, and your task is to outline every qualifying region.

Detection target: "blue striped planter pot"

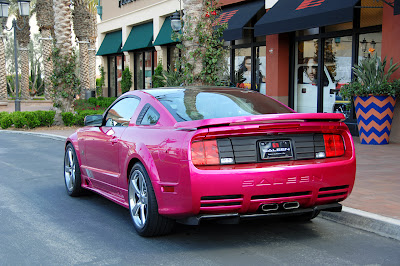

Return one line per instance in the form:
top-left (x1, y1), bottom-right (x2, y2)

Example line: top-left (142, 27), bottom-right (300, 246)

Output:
top-left (354, 95), bottom-right (396, 145)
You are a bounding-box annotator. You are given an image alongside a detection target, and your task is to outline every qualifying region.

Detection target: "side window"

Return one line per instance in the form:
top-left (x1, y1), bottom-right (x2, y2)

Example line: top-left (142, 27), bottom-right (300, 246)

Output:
top-left (105, 97), bottom-right (140, 127)
top-left (137, 104), bottom-right (160, 125)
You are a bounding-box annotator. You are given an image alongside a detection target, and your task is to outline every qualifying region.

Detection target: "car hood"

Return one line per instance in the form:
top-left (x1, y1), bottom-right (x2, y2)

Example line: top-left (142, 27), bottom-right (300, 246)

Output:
top-left (174, 113), bottom-right (345, 129)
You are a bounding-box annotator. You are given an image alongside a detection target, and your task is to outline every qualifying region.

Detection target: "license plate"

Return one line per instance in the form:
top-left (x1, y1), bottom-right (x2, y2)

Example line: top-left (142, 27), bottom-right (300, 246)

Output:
top-left (259, 140), bottom-right (293, 160)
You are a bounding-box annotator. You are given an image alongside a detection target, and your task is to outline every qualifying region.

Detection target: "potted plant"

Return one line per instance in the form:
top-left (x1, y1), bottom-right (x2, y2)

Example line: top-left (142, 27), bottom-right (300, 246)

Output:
top-left (340, 52), bottom-right (400, 145)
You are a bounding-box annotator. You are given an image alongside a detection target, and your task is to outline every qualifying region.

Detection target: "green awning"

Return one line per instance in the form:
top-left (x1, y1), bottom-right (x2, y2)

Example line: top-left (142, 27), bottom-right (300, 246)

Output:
top-left (96, 31), bottom-right (122, 56)
top-left (153, 17), bottom-right (179, 46)
top-left (122, 22), bottom-right (153, 51)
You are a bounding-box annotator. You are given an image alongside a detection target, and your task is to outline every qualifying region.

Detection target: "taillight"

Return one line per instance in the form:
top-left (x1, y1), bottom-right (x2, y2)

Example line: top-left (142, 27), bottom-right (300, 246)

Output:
top-left (323, 134), bottom-right (345, 157)
top-left (191, 140), bottom-right (220, 166)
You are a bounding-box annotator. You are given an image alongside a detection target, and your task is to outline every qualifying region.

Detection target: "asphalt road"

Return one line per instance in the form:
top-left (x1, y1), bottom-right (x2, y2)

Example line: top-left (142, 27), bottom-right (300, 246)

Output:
top-left (0, 132), bottom-right (399, 266)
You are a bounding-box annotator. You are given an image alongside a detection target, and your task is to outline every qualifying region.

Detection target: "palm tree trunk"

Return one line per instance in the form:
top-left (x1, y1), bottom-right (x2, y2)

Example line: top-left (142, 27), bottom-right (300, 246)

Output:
top-left (89, 42), bottom-right (96, 90)
top-left (20, 47), bottom-right (30, 99)
top-left (53, 0), bottom-right (74, 112)
top-left (53, 0), bottom-right (73, 57)
top-left (79, 40), bottom-right (90, 97)
top-left (0, 36), bottom-right (7, 100)
top-left (183, 0), bottom-right (205, 85)
top-left (41, 29), bottom-right (53, 99)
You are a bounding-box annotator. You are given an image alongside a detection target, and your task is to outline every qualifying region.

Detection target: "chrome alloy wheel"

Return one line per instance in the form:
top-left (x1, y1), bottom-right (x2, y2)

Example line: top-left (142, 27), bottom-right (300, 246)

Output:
top-left (129, 170), bottom-right (148, 229)
top-left (64, 147), bottom-right (76, 192)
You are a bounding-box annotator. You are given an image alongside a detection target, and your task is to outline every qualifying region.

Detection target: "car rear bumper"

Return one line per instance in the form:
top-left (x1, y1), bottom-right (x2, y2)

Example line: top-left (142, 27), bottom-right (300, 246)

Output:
top-left (177, 203), bottom-right (342, 225)
top-left (156, 157), bottom-right (356, 218)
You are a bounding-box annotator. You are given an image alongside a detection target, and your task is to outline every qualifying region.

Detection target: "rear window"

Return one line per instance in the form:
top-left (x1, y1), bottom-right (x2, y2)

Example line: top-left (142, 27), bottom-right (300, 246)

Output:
top-left (148, 88), bottom-right (293, 122)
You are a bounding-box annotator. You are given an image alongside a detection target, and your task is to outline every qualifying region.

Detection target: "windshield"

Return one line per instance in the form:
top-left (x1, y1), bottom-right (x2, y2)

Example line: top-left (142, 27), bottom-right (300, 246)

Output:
top-left (147, 88), bottom-right (294, 122)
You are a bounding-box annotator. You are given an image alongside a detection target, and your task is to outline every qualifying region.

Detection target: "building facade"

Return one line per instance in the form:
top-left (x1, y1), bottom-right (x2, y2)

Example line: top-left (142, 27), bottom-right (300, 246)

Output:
top-left (97, 0), bottom-right (400, 141)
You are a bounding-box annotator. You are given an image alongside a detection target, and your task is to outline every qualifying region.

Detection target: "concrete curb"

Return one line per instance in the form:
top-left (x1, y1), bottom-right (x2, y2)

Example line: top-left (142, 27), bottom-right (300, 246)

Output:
top-left (320, 207), bottom-right (400, 241)
top-left (0, 130), bottom-right (67, 141)
top-left (1, 130), bottom-right (400, 241)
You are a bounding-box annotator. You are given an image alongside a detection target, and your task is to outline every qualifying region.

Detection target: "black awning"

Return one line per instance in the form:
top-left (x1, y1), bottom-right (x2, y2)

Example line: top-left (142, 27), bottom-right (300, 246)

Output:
top-left (255, 0), bottom-right (359, 36)
top-left (217, 0), bottom-right (264, 41)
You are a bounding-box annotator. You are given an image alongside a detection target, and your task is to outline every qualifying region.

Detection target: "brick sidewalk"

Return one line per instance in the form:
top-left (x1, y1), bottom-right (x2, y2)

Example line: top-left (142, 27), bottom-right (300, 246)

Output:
top-left (344, 138), bottom-right (400, 220)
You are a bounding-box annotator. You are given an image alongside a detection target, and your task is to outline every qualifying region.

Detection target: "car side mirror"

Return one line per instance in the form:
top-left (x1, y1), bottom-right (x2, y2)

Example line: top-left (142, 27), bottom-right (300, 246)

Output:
top-left (84, 115), bottom-right (103, 127)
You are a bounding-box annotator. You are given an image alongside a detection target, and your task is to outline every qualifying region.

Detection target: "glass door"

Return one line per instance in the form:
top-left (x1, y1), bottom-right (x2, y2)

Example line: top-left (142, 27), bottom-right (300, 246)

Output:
top-left (295, 40), bottom-right (319, 113)
top-left (108, 56), bottom-right (116, 97)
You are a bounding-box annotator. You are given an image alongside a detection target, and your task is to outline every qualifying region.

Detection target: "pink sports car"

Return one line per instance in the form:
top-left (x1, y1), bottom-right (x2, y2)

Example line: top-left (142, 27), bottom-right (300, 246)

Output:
top-left (64, 87), bottom-right (356, 236)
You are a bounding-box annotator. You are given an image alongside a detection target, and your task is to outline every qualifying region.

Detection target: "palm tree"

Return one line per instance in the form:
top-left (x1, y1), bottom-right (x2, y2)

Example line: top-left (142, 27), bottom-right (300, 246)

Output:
top-left (72, 0), bottom-right (91, 96)
top-left (15, 14), bottom-right (31, 99)
top-left (53, 0), bottom-right (73, 57)
top-left (35, 0), bottom-right (54, 99)
top-left (88, 1), bottom-right (97, 92)
top-left (182, 0), bottom-right (204, 85)
top-left (0, 27), bottom-right (7, 100)
top-left (52, 0), bottom-right (76, 112)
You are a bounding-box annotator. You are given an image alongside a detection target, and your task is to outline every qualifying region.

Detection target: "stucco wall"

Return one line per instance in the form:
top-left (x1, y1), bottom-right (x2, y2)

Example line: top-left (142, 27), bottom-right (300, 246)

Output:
top-left (101, 0), bottom-right (163, 21)
top-left (382, 4), bottom-right (400, 143)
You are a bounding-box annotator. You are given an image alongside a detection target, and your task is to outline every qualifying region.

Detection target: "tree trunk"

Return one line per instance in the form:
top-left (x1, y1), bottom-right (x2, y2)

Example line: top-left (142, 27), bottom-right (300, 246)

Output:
top-left (53, 0), bottom-right (75, 112)
top-left (182, 0), bottom-right (205, 85)
top-left (53, 0), bottom-right (73, 58)
top-left (41, 29), bottom-right (53, 100)
top-left (89, 41), bottom-right (96, 90)
top-left (20, 47), bottom-right (30, 100)
top-left (0, 36), bottom-right (7, 100)
top-left (79, 40), bottom-right (90, 98)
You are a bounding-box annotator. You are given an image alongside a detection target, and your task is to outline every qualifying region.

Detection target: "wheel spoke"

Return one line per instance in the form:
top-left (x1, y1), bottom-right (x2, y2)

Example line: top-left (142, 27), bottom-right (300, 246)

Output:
top-left (65, 165), bottom-right (71, 173)
top-left (68, 150), bottom-right (73, 167)
top-left (132, 202), bottom-right (140, 216)
top-left (133, 173), bottom-right (141, 196)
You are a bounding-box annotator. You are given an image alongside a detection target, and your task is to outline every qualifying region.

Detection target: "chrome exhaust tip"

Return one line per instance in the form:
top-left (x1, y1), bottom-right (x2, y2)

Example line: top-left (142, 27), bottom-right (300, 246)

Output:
top-left (282, 201), bottom-right (300, 210)
top-left (261, 203), bottom-right (279, 212)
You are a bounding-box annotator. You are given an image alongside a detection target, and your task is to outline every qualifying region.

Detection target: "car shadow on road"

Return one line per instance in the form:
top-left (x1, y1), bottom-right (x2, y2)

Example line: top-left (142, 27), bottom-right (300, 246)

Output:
top-left (59, 188), bottom-right (322, 245)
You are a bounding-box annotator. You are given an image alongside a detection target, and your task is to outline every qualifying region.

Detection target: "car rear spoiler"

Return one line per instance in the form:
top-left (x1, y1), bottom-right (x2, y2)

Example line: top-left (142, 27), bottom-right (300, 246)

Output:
top-left (174, 113), bottom-right (345, 130)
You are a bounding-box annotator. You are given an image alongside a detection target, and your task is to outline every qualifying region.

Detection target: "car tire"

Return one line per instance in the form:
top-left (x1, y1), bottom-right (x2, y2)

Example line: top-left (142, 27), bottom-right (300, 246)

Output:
top-left (64, 143), bottom-right (84, 197)
top-left (128, 162), bottom-right (174, 237)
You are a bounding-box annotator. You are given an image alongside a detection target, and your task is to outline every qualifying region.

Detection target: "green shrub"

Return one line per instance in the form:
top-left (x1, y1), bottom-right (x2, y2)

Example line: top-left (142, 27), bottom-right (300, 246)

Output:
top-left (12, 112), bottom-right (27, 128)
top-left (24, 112), bottom-right (40, 129)
top-left (43, 111), bottom-right (56, 127)
top-left (152, 62), bottom-right (165, 88)
top-left (121, 67), bottom-right (132, 94)
top-left (0, 111), bottom-right (8, 122)
top-left (61, 112), bottom-right (75, 127)
top-left (0, 113), bottom-right (13, 129)
top-left (97, 97), bottom-right (116, 108)
top-left (31, 110), bottom-right (56, 127)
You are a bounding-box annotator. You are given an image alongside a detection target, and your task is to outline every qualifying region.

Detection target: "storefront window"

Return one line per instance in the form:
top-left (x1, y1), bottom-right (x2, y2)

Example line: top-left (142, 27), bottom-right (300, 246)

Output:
top-left (235, 48), bottom-right (252, 89)
top-left (116, 55), bottom-right (123, 96)
top-left (234, 47), bottom-right (265, 91)
top-left (145, 51), bottom-right (153, 89)
top-left (359, 32), bottom-right (382, 60)
top-left (256, 46), bottom-right (266, 94)
top-left (325, 36), bottom-right (353, 117)
top-left (109, 56), bottom-right (116, 97)
top-left (295, 39), bottom-right (319, 113)
top-left (168, 46), bottom-right (179, 69)
top-left (135, 53), bottom-right (143, 90)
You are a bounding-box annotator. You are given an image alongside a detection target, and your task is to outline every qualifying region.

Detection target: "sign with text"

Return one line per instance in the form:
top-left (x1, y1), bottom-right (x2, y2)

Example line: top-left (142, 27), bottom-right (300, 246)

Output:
top-left (119, 0), bottom-right (135, 8)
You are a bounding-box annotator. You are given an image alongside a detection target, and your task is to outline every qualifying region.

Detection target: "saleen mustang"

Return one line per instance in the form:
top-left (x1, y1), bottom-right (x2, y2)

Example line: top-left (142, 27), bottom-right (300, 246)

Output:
top-left (64, 87), bottom-right (356, 236)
